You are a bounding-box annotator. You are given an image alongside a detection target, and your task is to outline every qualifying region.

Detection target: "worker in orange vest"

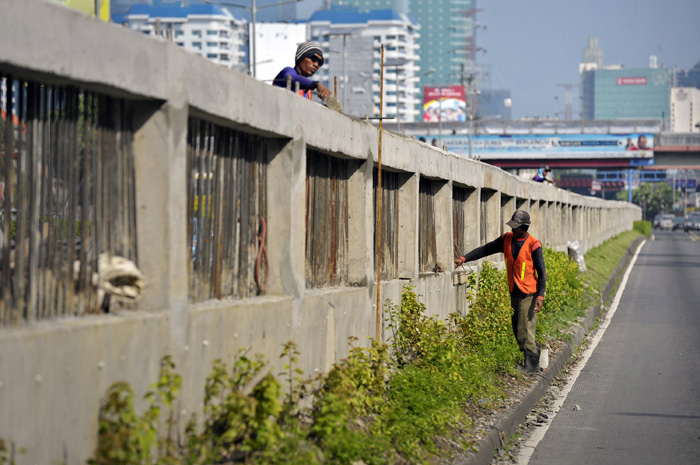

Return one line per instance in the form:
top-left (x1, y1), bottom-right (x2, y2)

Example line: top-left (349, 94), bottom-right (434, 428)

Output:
top-left (454, 210), bottom-right (547, 373)
top-left (272, 42), bottom-right (332, 101)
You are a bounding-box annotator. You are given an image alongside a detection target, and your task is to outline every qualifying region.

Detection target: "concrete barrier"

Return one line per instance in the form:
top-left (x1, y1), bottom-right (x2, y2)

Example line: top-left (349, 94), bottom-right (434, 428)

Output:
top-left (0, 1), bottom-right (641, 462)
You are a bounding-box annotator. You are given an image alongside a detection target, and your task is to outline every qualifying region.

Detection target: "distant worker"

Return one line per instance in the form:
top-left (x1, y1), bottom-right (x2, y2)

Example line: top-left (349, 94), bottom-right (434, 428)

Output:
top-left (533, 164), bottom-right (554, 185)
top-left (273, 42), bottom-right (332, 101)
top-left (454, 210), bottom-right (546, 373)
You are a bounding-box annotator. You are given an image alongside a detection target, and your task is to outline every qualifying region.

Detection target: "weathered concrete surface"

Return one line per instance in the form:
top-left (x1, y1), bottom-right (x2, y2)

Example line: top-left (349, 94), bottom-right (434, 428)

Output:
top-left (0, 1), bottom-right (641, 463)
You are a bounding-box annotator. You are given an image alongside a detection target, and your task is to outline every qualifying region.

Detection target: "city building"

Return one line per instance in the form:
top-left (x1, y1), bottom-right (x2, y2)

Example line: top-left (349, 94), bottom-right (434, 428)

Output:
top-left (308, 5), bottom-right (421, 121)
top-left (123, 4), bottom-right (247, 70)
top-left (677, 59), bottom-right (700, 89)
top-left (331, 0), bottom-right (480, 118)
top-left (591, 67), bottom-right (671, 126)
top-left (579, 38), bottom-right (671, 127)
top-left (478, 89), bottom-right (511, 120)
top-left (670, 87), bottom-right (700, 133)
top-left (254, 23), bottom-right (307, 84)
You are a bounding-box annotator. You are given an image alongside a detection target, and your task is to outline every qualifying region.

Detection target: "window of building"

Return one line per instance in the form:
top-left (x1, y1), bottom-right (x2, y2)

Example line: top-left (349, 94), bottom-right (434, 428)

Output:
top-left (174, 30), bottom-right (184, 37)
top-left (176, 42), bottom-right (184, 47)
top-left (207, 42), bottom-right (217, 47)
top-left (192, 30), bottom-right (202, 37)
top-left (192, 42), bottom-right (202, 49)
top-left (207, 30), bottom-right (218, 36)
top-left (207, 53), bottom-right (218, 59)
top-left (220, 54), bottom-right (230, 61)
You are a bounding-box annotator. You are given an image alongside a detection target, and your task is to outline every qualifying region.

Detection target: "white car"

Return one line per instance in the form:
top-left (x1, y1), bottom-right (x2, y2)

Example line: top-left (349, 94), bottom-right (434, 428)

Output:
top-left (658, 215), bottom-right (674, 230)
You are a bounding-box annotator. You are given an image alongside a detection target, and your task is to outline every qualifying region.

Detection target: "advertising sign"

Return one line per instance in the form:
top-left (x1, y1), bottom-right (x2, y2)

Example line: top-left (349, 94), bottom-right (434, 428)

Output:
top-left (616, 77), bottom-right (648, 85)
top-left (423, 86), bottom-right (466, 122)
top-left (53, 0), bottom-right (110, 22)
top-left (668, 179), bottom-right (697, 190)
top-left (415, 133), bottom-right (655, 160)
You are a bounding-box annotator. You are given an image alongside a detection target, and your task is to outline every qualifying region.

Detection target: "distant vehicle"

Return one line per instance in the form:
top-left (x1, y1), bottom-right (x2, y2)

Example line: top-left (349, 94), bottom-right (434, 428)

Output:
top-left (653, 214), bottom-right (662, 229)
top-left (672, 216), bottom-right (685, 230)
top-left (658, 215), bottom-right (674, 230)
top-left (684, 214), bottom-right (700, 232)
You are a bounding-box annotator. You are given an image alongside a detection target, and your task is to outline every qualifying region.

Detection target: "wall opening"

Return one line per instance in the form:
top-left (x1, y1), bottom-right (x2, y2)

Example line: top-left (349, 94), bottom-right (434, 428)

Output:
top-left (0, 77), bottom-right (138, 325)
top-left (305, 150), bottom-right (358, 288)
top-left (187, 118), bottom-right (268, 302)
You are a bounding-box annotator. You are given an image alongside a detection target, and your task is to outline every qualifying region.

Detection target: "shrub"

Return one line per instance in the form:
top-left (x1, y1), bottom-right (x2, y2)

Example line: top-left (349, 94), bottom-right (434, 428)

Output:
top-left (633, 220), bottom-right (651, 236)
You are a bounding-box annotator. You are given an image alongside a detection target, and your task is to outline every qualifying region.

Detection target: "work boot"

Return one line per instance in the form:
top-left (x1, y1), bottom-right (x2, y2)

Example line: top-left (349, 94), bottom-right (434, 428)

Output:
top-left (524, 350), bottom-right (540, 373)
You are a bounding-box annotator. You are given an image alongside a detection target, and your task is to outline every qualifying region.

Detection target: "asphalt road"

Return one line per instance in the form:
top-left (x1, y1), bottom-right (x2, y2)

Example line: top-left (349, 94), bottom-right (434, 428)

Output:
top-left (528, 230), bottom-right (700, 465)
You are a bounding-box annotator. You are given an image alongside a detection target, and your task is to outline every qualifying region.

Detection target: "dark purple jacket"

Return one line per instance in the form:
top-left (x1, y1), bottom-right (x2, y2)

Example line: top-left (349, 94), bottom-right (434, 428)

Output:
top-left (272, 67), bottom-right (319, 92)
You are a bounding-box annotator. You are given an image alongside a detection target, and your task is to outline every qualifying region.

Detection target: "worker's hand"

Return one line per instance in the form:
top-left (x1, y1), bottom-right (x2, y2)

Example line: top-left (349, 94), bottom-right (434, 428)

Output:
top-left (454, 257), bottom-right (465, 269)
top-left (534, 296), bottom-right (544, 313)
top-left (316, 82), bottom-right (332, 100)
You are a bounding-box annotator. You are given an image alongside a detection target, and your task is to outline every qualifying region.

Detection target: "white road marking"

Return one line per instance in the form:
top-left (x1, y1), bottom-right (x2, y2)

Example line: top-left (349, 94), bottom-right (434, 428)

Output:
top-left (516, 240), bottom-right (647, 465)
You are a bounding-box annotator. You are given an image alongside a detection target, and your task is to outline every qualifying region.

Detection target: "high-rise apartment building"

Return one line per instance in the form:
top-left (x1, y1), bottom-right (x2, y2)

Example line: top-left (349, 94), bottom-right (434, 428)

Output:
top-left (670, 87), bottom-right (700, 133)
top-left (579, 37), bottom-right (671, 126)
top-left (124, 4), bottom-right (247, 71)
top-left (309, 6), bottom-right (421, 121)
top-left (331, 0), bottom-right (478, 115)
top-left (592, 68), bottom-right (671, 125)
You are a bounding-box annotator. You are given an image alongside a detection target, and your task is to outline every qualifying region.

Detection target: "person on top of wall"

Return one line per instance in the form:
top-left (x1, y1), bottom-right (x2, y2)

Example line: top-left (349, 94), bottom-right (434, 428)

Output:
top-left (273, 42), bottom-right (332, 101)
top-left (454, 210), bottom-right (547, 373)
top-left (533, 164), bottom-right (554, 185)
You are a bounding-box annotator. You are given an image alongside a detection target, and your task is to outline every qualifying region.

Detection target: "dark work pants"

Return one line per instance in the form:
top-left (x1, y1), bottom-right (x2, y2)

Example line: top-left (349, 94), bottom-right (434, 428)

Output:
top-left (510, 293), bottom-right (538, 354)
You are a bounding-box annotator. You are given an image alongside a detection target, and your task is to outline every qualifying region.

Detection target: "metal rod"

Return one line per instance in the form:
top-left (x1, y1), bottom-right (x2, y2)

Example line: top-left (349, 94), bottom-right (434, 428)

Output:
top-left (376, 44), bottom-right (384, 342)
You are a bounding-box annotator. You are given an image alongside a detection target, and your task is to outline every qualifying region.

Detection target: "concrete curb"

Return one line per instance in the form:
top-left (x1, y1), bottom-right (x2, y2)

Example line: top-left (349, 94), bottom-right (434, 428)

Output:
top-left (451, 235), bottom-right (646, 465)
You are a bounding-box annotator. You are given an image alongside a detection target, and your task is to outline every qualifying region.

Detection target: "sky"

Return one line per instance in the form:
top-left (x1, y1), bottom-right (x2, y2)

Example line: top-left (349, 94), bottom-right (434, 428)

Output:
top-left (294, 0), bottom-right (700, 120)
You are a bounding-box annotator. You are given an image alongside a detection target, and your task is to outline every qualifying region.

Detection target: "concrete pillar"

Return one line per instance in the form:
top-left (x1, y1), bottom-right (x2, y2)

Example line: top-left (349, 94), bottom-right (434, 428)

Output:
top-left (463, 187), bottom-right (480, 255)
top-left (500, 194), bottom-right (515, 236)
top-left (480, 189), bottom-right (500, 260)
top-left (265, 138), bottom-right (306, 297)
top-left (435, 180), bottom-right (452, 271)
top-left (348, 160), bottom-right (370, 286)
top-left (132, 100), bottom-right (188, 340)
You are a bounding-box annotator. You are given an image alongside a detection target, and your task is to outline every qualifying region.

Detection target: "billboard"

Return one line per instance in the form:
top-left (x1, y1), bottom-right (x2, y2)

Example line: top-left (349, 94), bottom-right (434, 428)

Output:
top-left (53, 0), bottom-right (110, 22)
top-left (423, 86), bottom-right (466, 122)
top-left (417, 133), bottom-right (655, 160)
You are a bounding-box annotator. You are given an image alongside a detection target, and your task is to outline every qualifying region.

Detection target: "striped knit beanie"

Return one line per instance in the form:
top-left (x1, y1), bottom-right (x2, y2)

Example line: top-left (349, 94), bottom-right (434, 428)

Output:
top-left (295, 41), bottom-right (324, 66)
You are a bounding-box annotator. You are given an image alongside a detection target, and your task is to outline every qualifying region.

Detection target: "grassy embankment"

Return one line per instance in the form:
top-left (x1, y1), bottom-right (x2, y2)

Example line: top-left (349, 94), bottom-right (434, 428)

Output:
top-left (80, 222), bottom-right (649, 465)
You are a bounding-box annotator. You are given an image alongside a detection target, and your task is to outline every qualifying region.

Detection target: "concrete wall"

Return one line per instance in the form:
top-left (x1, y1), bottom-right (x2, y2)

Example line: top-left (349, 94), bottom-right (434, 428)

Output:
top-left (0, 1), bottom-right (641, 463)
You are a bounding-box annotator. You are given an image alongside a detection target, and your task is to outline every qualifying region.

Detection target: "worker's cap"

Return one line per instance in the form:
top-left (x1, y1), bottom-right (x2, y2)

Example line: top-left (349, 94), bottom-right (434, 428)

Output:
top-left (540, 164), bottom-right (551, 172)
top-left (295, 41), bottom-right (324, 66)
top-left (506, 210), bottom-right (531, 229)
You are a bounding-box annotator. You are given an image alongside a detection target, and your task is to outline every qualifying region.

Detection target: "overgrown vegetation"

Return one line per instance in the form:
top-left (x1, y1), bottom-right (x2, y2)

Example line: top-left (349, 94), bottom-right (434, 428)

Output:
top-left (583, 229), bottom-right (644, 294)
top-left (88, 239), bottom-right (638, 464)
top-left (633, 220), bottom-right (651, 236)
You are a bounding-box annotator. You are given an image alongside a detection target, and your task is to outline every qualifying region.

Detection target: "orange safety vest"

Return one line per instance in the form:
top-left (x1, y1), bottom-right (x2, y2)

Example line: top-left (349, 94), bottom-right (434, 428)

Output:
top-left (298, 89), bottom-right (312, 100)
top-left (503, 232), bottom-right (542, 295)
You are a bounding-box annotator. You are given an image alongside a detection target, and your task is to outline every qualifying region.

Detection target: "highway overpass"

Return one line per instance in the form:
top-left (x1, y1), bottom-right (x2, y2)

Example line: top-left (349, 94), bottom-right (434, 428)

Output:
top-left (383, 120), bottom-right (700, 169)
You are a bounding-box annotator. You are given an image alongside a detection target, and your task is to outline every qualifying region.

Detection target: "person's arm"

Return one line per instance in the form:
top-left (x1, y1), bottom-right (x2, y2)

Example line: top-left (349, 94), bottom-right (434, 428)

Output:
top-left (454, 236), bottom-right (504, 267)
